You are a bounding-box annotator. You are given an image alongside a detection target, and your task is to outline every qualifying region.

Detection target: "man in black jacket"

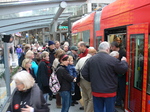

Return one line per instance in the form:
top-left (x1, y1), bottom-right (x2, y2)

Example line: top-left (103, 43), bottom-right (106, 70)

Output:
top-left (110, 41), bottom-right (126, 108)
top-left (81, 41), bottom-right (128, 112)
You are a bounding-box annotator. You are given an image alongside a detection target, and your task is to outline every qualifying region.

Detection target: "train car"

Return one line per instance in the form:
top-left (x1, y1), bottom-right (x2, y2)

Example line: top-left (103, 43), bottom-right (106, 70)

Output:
top-left (72, 0), bottom-right (150, 112)
top-left (72, 11), bottom-right (101, 49)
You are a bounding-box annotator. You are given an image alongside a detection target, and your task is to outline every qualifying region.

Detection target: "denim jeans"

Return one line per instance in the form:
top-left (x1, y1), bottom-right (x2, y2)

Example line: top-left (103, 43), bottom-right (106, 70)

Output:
top-left (116, 75), bottom-right (126, 106)
top-left (71, 82), bottom-right (75, 92)
top-left (43, 93), bottom-right (48, 102)
top-left (60, 91), bottom-right (71, 112)
top-left (93, 96), bottom-right (116, 112)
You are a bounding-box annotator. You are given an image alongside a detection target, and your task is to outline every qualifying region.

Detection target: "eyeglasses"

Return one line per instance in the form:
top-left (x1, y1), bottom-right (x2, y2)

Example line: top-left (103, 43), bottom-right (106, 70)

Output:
top-left (15, 82), bottom-right (23, 85)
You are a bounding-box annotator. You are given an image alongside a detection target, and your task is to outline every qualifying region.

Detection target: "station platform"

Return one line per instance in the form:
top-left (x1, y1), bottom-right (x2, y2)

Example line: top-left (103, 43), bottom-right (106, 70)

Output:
top-left (0, 53), bottom-right (124, 112)
top-left (47, 97), bottom-right (123, 112)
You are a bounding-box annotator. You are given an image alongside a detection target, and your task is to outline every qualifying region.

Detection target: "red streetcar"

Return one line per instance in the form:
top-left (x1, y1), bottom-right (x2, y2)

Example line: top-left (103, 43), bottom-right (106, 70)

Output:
top-left (72, 0), bottom-right (150, 112)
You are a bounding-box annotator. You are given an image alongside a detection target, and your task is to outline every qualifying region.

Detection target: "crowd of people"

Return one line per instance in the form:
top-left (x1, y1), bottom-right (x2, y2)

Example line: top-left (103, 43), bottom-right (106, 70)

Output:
top-left (7, 39), bottom-right (128, 112)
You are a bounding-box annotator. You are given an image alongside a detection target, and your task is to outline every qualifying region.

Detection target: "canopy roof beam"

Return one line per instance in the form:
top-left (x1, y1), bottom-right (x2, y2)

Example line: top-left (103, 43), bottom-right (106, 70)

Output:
top-left (0, 0), bottom-right (86, 16)
top-left (0, 13), bottom-right (72, 28)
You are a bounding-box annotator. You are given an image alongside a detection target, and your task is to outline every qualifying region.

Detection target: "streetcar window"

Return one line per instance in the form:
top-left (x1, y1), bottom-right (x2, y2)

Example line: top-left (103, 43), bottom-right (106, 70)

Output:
top-left (130, 34), bottom-right (144, 90)
top-left (147, 34), bottom-right (150, 94)
top-left (96, 36), bottom-right (102, 50)
top-left (72, 30), bottom-right (90, 46)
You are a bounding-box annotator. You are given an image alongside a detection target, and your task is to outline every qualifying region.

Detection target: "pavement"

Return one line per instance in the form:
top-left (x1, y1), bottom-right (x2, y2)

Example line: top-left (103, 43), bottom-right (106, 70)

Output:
top-left (47, 97), bottom-right (124, 112)
top-left (0, 53), bottom-right (124, 112)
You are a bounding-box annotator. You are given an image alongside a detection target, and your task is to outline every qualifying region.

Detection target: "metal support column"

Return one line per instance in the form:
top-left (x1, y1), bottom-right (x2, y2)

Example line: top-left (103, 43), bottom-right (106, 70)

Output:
top-left (4, 43), bottom-right (11, 96)
top-left (42, 28), bottom-right (45, 44)
top-left (68, 17), bottom-right (71, 45)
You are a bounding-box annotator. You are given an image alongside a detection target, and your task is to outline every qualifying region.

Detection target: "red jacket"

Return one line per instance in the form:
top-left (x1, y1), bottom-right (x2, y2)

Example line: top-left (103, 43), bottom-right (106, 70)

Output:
top-left (78, 48), bottom-right (88, 58)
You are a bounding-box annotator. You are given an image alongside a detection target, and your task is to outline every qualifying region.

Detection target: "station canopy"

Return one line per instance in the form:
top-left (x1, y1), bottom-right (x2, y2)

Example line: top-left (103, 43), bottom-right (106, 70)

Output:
top-left (0, 0), bottom-right (86, 34)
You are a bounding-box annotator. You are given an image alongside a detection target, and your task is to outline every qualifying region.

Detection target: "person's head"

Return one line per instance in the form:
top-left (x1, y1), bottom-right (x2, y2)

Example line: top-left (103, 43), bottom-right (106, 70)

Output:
top-left (59, 54), bottom-right (69, 66)
top-left (70, 46), bottom-right (78, 54)
top-left (88, 47), bottom-right (97, 56)
top-left (32, 47), bottom-right (37, 53)
top-left (114, 36), bottom-right (121, 45)
top-left (68, 55), bottom-right (74, 65)
top-left (48, 41), bottom-right (55, 50)
top-left (17, 45), bottom-right (20, 48)
top-left (55, 41), bottom-right (60, 49)
top-left (55, 49), bottom-right (65, 58)
top-left (110, 41), bottom-right (120, 51)
top-left (22, 58), bottom-right (32, 69)
top-left (41, 51), bottom-right (49, 61)
top-left (109, 51), bottom-right (119, 58)
top-left (63, 41), bottom-right (69, 46)
top-left (98, 41), bottom-right (110, 53)
top-left (25, 50), bottom-right (34, 59)
top-left (77, 41), bottom-right (87, 52)
top-left (24, 44), bottom-right (31, 53)
top-left (63, 45), bottom-right (69, 52)
top-left (12, 71), bottom-right (35, 91)
top-left (38, 47), bottom-right (43, 52)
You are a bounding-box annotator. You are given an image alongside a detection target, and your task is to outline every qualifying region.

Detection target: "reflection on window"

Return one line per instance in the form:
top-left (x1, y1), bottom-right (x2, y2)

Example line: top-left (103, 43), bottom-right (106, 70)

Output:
top-left (147, 35), bottom-right (150, 94)
top-left (96, 36), bottom-right (102, 50)
top-left (72, 30), bottom-right (90, 46)
top-left (130, 34), bottom-right (144, 90)
top-left (0, 62), bottom-right (7, 110)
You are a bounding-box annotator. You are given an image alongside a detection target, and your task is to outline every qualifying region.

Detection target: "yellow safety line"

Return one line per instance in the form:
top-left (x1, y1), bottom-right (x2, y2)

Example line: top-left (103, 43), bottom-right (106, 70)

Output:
top-left (0, 82), bottom-right (13, 99)
top-left (0, 91), bottom-right (6, 99)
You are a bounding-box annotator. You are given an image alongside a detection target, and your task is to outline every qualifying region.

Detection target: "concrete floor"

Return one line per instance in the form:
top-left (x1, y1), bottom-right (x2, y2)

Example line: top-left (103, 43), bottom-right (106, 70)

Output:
top-left (47, 98), bottom-right (124, 112)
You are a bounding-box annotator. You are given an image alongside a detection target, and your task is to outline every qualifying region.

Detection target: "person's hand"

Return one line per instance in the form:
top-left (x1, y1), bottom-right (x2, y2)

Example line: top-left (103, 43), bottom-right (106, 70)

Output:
top-left (73, 77), bottom-right (76, 82)
top-left (21, 105), bottom-right (34, 112)
top-left (121, 56), bottom-right (127, 62)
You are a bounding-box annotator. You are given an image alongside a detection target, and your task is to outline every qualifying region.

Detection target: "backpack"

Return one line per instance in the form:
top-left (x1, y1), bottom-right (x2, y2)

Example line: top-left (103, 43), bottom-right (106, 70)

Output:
top-left (49, 67), bottom-right (60, 95)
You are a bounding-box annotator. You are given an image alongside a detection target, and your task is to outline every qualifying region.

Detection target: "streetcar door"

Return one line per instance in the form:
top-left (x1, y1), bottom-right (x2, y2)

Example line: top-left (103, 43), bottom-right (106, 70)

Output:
top-left (126, 23), bottom-right (149, 112)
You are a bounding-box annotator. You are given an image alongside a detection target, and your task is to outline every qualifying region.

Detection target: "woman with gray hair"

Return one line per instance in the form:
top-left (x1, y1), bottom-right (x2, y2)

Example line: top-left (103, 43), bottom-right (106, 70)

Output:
top-left (8, 71), bottom-right (49, 112)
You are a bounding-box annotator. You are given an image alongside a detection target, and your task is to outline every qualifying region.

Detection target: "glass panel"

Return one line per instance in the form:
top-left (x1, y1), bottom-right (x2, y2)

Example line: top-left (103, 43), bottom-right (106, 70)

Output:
top-left (96, 36), bottom-right (102, 50)
top-left (130, 34), bottom-right (144, 90)
top-left (82, 30), bottom-right (90, 46)
top-left (147, 35), bottom-right (150, 94)
top-left (72, 30), bottom-right (90, 46)
top-left (0, 7), bottom-right (59, 19)
top-left (0, 2), bottom-right (82, 19)
top-left (94, 11), bottom-right (101, 31)
top-left (0, 0), bottom-right (59, 3)
top-left (0, 48), bottom-right (7, 111)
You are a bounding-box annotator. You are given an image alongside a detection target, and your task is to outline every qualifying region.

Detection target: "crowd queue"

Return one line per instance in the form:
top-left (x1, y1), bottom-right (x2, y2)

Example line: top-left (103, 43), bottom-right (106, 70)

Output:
top-left (7, 39), bottom-right (128, 112)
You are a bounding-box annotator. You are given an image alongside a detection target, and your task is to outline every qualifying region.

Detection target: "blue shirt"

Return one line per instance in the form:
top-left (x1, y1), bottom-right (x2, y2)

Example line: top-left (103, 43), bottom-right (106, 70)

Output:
top-left (31, 61), bottom-right (38, 77)
top-left (66, 64), bottom-right (77, 77)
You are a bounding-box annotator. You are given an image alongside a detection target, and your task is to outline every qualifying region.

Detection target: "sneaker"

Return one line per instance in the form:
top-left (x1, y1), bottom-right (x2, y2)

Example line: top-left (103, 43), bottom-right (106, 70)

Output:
top-left (49, 95), bottom-right (53, 101)
top-left (73, 101), bottom-right (78, 104)
top-left (47, 103), bottom-right (51, 106)
top-left (71, 92), bottom-right (75, 96)
top-left (56, 105), bottom-right (62, 108)
top-left (71, 102), bottom-right (75, 106)
top-left (79, 106), bottom-right (84, 110)
top-left (115, 104), bottom-right (122, 108)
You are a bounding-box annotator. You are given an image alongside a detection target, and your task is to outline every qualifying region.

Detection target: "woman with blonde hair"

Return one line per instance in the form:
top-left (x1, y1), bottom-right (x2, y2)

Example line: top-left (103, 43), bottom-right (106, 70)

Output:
top-left (25, 50), bottom-right (38, 77)
top-left (22, 58), bottom-right (36, 82)
top-left (8, 71), bottom-right (49, 112)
